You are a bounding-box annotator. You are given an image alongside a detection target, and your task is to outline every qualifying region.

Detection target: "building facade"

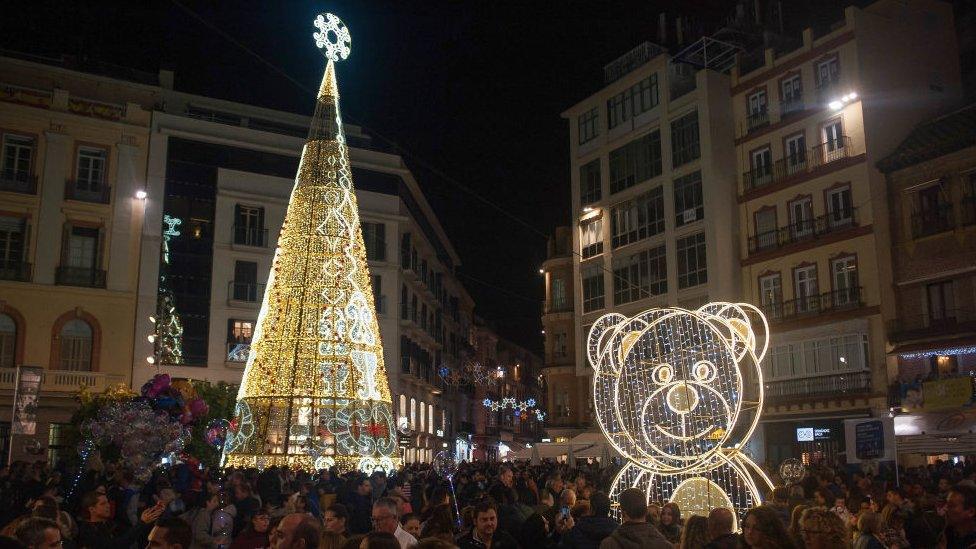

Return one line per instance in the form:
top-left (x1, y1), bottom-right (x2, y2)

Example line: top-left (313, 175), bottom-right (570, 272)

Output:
top-left (731, 0), bottom-right (961, 465)
top-left (0, 54), bottom-right (156, 462)
top-left (539, 227), bottom-right (590, 440)
top-left (878, 103), bottom-right (976, 459)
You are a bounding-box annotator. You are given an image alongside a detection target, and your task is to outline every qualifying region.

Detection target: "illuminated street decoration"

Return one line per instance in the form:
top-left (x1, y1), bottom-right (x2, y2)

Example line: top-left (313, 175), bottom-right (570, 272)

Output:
top-left (483, 397), bottom-right (545, 421)
top-left (222, 13), bottom-right (398, 473)
top-left (147, 214), bottom-right (185, 365)
top-left (588, 303), bottom-right (773, 522)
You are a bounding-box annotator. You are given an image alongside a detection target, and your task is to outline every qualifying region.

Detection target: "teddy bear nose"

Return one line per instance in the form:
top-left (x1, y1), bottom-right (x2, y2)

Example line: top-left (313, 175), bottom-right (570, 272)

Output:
top-left (666, 382), bottom-right (699, 414)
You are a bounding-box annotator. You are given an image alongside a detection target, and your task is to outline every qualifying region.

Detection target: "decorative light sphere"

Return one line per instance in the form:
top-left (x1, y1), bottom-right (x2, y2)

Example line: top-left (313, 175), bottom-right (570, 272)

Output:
top-left (779, 458), bottom-right (807, 485)
top-left (313, 13), bottom-right (351, 62)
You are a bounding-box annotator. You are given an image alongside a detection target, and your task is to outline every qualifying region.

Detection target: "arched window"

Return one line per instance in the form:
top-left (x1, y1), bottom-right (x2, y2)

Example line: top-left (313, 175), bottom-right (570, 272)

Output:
top-left (0, 314), bottom-right (15, 368)
top-left (428, 404), bottom-right (434, 434)
top-left (59, 319), bottom-right (92, 371)
top-left (410, 398), bottom-right (416, 430)
top-left (419, 401), bottom-right (426, 433)
top-left (399, 395), bottom-right (407, 420)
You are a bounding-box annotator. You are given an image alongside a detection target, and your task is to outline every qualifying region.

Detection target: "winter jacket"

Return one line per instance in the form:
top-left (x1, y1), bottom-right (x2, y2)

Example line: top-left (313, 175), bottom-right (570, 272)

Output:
top-left (560, 516), bottom-right (618, 549)
top-left (598, 521), bottom-right (673, 549)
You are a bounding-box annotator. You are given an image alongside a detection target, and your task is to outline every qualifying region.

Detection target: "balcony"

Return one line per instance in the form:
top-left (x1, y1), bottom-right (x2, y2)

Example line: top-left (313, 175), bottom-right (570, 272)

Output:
top-left (746, 109), bottom-right (769, 133)
top-left (55, 266), bottom-right (106, 288)
top-left (911, 205), bottom-right (954, 239)
top-left (748, 207), bottom-right (857, 255)
top-left (762, 286), bottom-right (864, 323)
top-left (766, 370), bottom-right (871, 401)
top-left (0, 171), bottom-right (37, 194)
top-left (228, 281), bottom-right (264, 304)
top-left (64, 180), bottom-right (111, 204)
top-left (743, 136), bottom-right (854, 193)
top-left (0, 260), bottom-right (31, 282)
top-left (233, 225), bottom-right (268, 247)
top-left (541, 300), bottom-right (573, 315)
top-left (888, 309), bottom-right (976, 343)
top-left (780, 96), bottom-right (805, 118)
top-left (0, 368), bottom-right (125, 393)
top-left (815, 75), bottom-right (841, 103)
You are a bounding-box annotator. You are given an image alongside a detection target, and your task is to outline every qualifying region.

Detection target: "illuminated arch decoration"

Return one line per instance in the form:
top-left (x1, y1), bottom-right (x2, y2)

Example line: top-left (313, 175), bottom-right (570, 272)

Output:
top-left (588, 303), bottom-right (773, 523)
top-left (222, 13), bottom-right (399, 473)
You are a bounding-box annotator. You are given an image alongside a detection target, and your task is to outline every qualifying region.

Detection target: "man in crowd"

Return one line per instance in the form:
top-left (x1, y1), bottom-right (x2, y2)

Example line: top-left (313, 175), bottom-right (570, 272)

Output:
top-left (348, 477), bottom-right (374, 534)
top-left (147, 516), bottom-right (194, 549)
top-left (704, 508), bottom-right (737, 549)
top-left (323, 503), bottom-right (350, 536)
top-left (559, 491), bottom-right (617, 549)
top-left (14, 517), bottom-right (62, 549)
top-left (458, 501), bottom-right (518, 549)
top-left (598, 488), bottom-right (672, 549)
top-left (270, 513), bottom-right (320, 549)
top-left (945, 485), bottom-right (976, 549)
top-left (499, 467), bottom-right (514, 489)
top-left (769, 487), bottom-right (790, 526)
top-left (372, 497), bottom-right (417, 549)
top-left (76, 490), bottom-right (164, 549)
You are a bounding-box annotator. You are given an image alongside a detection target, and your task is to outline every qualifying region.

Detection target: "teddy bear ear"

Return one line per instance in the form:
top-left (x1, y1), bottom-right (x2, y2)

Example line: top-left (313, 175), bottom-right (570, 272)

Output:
top-left (696, 302), bottom-right (769, 363)
top-left (587, 313), bottom-right (626, 370)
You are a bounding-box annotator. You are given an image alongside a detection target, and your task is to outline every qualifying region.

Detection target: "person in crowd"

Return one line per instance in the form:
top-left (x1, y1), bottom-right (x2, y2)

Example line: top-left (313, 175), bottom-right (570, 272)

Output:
top-left (348, 479), bottom-right (374, 535)
top-left (342, 535), bottom-right (366, 549)
top-left (498, 468), bottom-right (514, 490)
top-left (324, 504), bottom-right (350, 537)
top-left (270, 513), bottom-right (320, 549)
top-left (559, 491), bottom-right (616, 549)
top-left (490, 485), bottom-right (527, 537)
top-left (519, 513), bottom-right (555, 549)
top-left (831, 496), bottom-right (854, 527)
top-left (230, 508), bottom-right (272, 549)
top-left (371, 498), bottom-right (416, 549)
top-left (457, 501), bottom-right (518, 549)
top-left (598, 488), bottom-right (671, 549)
top-left (769, 487), bottom-right (791, 527)
top-left (677, 515), bottom-right (707, 549)
top-left (786, 504), bottom-right (808, 549)
top-left (878, 507), bottom-right (909, 549)
top-left (319, 531), bottom-right (345, 549)
top-left (234, 484), bottom-right (262, 536)
top-left (13, 517), bottom-right (61, 549)
top-left (361, 531), bottom-right (399, 549)
top-left (400, 513), bottom-right (421, 540)
top-left (852, 511), bottom-right (884, 549)
top-left (884, 488), bottom-right (913, 516)
top-left (703, 508), bottom-right (737, 549)
top-left (945, 485), bottom-right (976, 549)
top-left (645, 503), bottom-right (661, 529)
top-left (414, 538), bottom-right (457, 549)
top-left (180, 491), bottom-right (219, 549)
top-left (741, 505), bottom-right (794, 549)
top-left (30, 495), bottom-right (75, 543)
top-left (658, 503), bottom-right (681, 545)
top-left (418, 502), bottom-right (455, 543)
top-left (147, 517), bottom-right (194, 549)
top-left (799, 507), bottom-right (849, 549)
top-left (75, 490), bottom-right (164, 549)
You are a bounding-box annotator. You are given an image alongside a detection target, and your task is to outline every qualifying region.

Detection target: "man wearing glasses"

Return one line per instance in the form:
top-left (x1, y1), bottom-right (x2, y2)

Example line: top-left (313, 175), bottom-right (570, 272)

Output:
top-left (372, 497), bottom-right (417, 549)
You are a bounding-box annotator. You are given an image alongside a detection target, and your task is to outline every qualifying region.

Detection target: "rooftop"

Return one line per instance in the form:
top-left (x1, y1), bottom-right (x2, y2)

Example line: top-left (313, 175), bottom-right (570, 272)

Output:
top-left (877, 103), bottom-right (976, 172)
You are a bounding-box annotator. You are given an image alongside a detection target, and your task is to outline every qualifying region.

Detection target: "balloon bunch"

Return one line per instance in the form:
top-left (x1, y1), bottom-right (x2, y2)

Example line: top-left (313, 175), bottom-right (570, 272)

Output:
top-left (140, 374), bottom-right (209, 425)
top-left (81, 400), bottom-right (186, 482)
top-left (432, 450), bottom-right (461, 526)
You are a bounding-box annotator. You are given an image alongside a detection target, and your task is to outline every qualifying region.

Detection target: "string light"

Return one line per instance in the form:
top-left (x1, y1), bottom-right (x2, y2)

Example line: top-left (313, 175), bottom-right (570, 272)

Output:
top-left (223, 14), bottom-right (399, 474)
top-left (898, 346), bottom-right (976, 360)
top-left (482, 397), bottom-right (545, 421)
top-left (589, 302), bottom-right (773, 523)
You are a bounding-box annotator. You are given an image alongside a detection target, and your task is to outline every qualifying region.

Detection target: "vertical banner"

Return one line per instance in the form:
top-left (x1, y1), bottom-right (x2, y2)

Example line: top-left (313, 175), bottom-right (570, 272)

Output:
top-left (11, 366), bottom-right (42, 435)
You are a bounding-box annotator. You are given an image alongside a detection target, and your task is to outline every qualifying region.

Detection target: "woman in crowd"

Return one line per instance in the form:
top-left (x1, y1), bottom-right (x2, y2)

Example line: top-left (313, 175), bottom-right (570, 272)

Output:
top-left (799, 507), bottom-right (850, 549)
top-left (677, 515), bottom-right (707, 549)
top-left (852, 512), bottom-right (885, 549)
top-left (228, 508), bottom-right (271, 549)
top-left (787, 503), bottom-right (809, 549)
top-left (742, 505), bottom-right (795, 549)
top-left (659, 502), bottom-right (682, 544)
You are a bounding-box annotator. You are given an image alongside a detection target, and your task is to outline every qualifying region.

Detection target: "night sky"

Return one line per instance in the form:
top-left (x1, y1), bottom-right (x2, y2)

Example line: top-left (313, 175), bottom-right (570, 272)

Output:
top-left (3, 0), bottom-right (856, 352)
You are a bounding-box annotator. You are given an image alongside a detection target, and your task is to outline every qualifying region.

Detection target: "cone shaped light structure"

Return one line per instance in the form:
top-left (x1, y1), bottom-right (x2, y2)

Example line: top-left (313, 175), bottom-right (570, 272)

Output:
top-left (222, 30), bottom-right (399, 472)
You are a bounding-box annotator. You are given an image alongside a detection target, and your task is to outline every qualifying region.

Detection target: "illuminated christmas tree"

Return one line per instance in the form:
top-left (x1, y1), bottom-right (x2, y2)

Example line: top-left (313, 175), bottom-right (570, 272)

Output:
top-left (149, 214), bottom-right (184, 365)
top-left (222, 13), bottom-right (399, 472)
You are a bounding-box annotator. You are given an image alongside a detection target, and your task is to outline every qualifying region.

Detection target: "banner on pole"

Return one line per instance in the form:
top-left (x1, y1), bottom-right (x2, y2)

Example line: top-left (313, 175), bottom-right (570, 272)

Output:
top-left (11, 367), bottom-right (42, 435)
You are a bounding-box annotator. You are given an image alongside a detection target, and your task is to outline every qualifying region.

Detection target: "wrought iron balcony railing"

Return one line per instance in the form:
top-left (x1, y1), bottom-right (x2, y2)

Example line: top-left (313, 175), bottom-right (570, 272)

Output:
top-left (780, 96), bottom-right (805, 117)
top-left (0, 171), bottom-right (37, 194)
top-left (55, 266), bottom-right (106, 288)
top-left (761, 286), bottom-right (863, 322)
top-left (0, 260), bottom-right (31, 282)
top-left (746, 109), bottom-right (769, 133)
top-left (748, 207), bottom-right (857, 255)
top-left (887, 309), bottom-right (976, 342)
top-left (911, 204), bottom-right (954, 238)
top-left (64, 180), bottom-right (111, 204)
top-left (228, 281), bottom-right (264, 303)
top-left (233, 225), bottom-right (268, 247)
top-left (766, 370), bottom-right (871, 400)
top-left (743, 136), bottom-right (853, 192)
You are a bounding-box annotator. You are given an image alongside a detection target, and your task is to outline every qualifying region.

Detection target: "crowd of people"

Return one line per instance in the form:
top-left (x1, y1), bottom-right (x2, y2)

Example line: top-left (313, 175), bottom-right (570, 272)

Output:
top-left (0, 456), bottom-right (975, 549)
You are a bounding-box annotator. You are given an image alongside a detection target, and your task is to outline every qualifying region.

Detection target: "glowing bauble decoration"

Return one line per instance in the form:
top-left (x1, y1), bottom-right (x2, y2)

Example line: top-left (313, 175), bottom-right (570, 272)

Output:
top-left (313, 13), bottom-right (351, 62)
top-left (779, 458), bottom-right (807, 485)
top-left (432, 450), bottom-right (459, 480)
top-left (589, 303), bottom-right (774, 523)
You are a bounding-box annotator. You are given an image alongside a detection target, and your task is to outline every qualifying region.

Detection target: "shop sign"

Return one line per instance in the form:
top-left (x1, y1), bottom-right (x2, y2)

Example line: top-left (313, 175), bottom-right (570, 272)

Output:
top-left (922, 377), bottom-right (974, 411)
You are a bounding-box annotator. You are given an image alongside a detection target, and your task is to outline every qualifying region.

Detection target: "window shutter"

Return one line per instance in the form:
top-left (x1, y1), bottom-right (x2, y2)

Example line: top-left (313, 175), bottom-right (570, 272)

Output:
top-left (96, 226), bottom-right (106, 270)
top-left (60, 222), bottom-right (71, 267)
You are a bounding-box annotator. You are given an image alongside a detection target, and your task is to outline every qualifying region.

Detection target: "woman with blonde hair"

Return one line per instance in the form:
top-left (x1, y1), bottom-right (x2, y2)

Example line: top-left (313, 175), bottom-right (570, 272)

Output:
top-left (319, 530), bottom-right (346, 549)
top-left (799, 507), bottom-right (850, 549)
top-left (677, 515), bottom-right (708, 549)
top-left (787, 504), bottom-right (808, 548)
top-left (852, 511), bottom-right (884, 549)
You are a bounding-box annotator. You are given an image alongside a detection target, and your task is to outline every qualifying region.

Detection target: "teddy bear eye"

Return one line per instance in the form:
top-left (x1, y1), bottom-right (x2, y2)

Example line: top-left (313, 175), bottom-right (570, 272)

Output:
top-left (693, 361), bottom-right (716, 383)
top-left (652, 364), bottom-right (673, 385)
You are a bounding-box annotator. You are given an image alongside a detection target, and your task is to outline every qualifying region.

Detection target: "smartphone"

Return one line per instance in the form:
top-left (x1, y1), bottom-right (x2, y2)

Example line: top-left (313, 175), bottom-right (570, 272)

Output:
top-left (560, 506), bottom-right (570, 519)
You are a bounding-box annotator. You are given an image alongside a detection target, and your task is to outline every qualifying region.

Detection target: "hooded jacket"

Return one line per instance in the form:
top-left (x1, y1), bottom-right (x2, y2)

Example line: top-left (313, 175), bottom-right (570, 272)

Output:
top-left (598, 521), bottom-right (673, 549)
top-left (561, 516), bottom-right (619, 549)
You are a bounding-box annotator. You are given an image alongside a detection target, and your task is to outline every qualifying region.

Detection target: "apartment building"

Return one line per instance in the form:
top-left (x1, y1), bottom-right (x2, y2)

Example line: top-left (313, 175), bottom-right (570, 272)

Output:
top-left (0, 53), bottom-right (156, 462)
top-left (878, 103), bottom-right (976, 459)
top-left (732, 0), bottom-right (961, 465)
top-left (539, 227), bottom-right (589, 440)
top-left (561, 41), bottom-right (740, 394)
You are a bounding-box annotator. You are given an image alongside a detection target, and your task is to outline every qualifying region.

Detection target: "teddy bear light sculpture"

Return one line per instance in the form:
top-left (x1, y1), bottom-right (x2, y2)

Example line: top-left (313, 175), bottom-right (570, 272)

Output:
top-left (588, 303), bottom-right (774, 522)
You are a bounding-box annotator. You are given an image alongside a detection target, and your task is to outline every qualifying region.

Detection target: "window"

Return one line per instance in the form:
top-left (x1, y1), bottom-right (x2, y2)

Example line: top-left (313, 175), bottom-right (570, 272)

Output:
top-left (234, 205), bottom-right (265, 246)
top-left (611, 187), bottom-right (664, 248)
top-left (759, 273), bottom-right (782, 313)
top-left (827, 186), bottom-right (853, 226)
top-left (927, 281), bottom-right (954, 321)
top-left (362, 222), bottom-right (386, 261)
top-left (428, 404), bottom-right (434, 435)
top-left (748, 90), bottom-right (768, 116)
top-left (551, 277), bottom-right (567, 310)
top-left (578, 107), bottom-right (599, 144)
top-left (613, 245), bottom-right (666, 304)
top-left (2, 135), bottom-right (33, 176)
top-left (789, 197), bottom-right (814, 238)
top-left (677, 233), bottom-right (707, 289)
top-left (233, 260), bottom-right (259, 301)
top-left (59, 318), bottom-right (92, 371)
top-left (399, 395), bottom-right (407, 419)
top-left (670, 111), bottom-right (700, 168)
top-left (749, 147), bottom-right (773, 186)
top-left (552, 332), bottom-right (568, 358)
top-left (766, 333), bottom-right (867, 380)
top-left (822, 119), bottom-right (845, 160)
top-left (580, 219), bottom-right (603, 258)
top-left (75, 147), bottom-right (107, 191)
top-left (47, 423), bottom-right (70, 466)
top-left (781, 75), bottom-right (802, 106)
top-left (581, 265), bottom-right (605, 313)
top-left (0, 314), bottom-right (14, 368)
top-left (371, 275), bottom-right (383, 313)
top-left (555, 387), bottom-right (570, 418)
top-left (226, 319), bottom-right (254, 362)
top-left (785, 133), bottom-right (807, 172)
top-left (607, 89), bottom-right (632, 130)
top-left (674, 172), bottom-right (703, 227)
top-left (609, 131), bottom-right (662, 194)
top-left (633, 74), bottom-right (660, 115)
top-left (0, 216), bottom-right (26, 266)
top-left (794, 265), bottom-right (819, 312)
top-left (579, 159), bottom-right (601, 206)
top-left (65, 226), bottom-right (98, 269)
top-left (607, 75), bottom-right (659, 130)
top-left (831, 256), bottom-right (858, 304)
top-left (410, 398), bottom-right (417, 429)
top-left (816, 56), bottom-right (840, 88)
top-left (754, 208), bottom-right (777, 250)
